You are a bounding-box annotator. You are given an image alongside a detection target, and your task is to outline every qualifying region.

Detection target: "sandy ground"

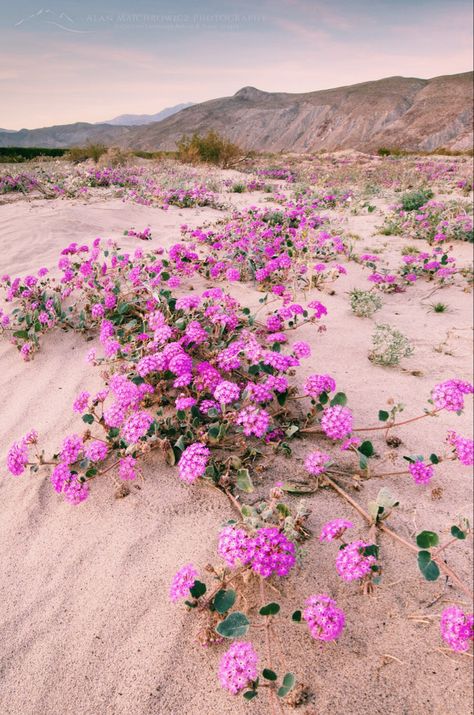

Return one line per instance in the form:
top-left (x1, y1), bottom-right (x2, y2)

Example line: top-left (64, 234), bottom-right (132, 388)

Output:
top-left (0, 178), bottom-right (473, 715)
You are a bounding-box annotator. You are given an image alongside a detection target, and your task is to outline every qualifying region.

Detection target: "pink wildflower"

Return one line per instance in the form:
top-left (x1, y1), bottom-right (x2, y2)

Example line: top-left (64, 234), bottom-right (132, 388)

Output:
top-left (320, 519), bottom-right (354, 542)
top-left (304, 450), bottom-right (331, 476)
top-left (408, 460), bottom-right (434, 485)
top-left (440, 606), bottom-right (473, 652)
top-left (303, 594), bottom-right (345, 641)
top-left (321, 406), bottom-right (353, 440)
top-left (219, 642), bottom-right (258, 694)
top-left (249, 527), bottom-right (296, 578)
top-left (178, 442), bottom-right (210, 483)
top-left (336, 540), bottom-right (377, 581)
top-left (169, 564), bottom-right (198, 602)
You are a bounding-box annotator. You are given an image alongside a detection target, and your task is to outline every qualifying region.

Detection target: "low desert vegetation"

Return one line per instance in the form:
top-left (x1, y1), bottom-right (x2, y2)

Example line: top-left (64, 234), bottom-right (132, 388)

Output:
top-left (177, 131), bottom-right (248, 168)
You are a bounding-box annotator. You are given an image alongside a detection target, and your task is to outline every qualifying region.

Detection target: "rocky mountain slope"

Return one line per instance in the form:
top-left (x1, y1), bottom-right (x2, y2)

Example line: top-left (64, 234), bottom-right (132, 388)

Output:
top-left (0, 72), bottom-right (471, 152)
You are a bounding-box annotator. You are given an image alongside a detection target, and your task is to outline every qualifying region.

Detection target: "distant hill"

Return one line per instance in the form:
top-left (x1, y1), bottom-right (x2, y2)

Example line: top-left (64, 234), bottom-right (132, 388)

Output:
top-left (100, 103), bottom-right (194, 126)
top-left (0, 72), bottom-right (471, 152)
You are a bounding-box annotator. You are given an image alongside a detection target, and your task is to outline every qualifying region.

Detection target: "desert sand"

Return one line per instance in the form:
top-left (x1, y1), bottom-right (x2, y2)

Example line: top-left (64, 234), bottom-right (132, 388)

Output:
top-left (0, 165), bottom-right (472, 715)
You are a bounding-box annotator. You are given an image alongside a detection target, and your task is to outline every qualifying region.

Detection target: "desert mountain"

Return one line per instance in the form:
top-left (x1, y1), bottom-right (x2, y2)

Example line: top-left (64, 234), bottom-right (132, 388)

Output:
top-left (0, 72), bottom-right (472, 152)
top-left (100, 103), bottom-right (194, 126)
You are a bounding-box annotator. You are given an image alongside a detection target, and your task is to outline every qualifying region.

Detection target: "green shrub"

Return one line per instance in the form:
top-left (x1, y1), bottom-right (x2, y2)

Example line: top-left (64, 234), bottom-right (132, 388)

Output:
top-left (66, 144), bottom-right (108, 164)
top-left (350, 289), bottom-right (382, 318)
top-left (177, 131), bottom-right (244, 168)
top-left (400, 189), bottom-right (434, 212)
top-left (369, 324), bottom-right (414, 366)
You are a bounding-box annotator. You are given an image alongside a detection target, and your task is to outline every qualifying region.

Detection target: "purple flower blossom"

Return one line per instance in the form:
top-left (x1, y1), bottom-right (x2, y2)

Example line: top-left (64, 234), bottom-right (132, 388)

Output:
top-left (440, 606), bottom-right (473, 652)
top-left (336, 540), bottom-right (377, 581)
top-left (219, 641), bottom-right (259, 694)
top-left (320, 519), bottom-right (354, 542)
top-left (304, 450), bottom-right (331, 476)
top-left (321, 406), bottom-right (353, 440)
top-left (303, 594), bottom-right (345, 641)
top-left (178, 442), bottom-right (210, 483)
top-left (169, 564), bottom-right (198, 602)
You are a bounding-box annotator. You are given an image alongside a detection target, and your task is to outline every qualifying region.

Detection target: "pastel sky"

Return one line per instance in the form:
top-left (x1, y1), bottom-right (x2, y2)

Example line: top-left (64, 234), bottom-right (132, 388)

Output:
top-left (1, 0), bottom-right (473, 129)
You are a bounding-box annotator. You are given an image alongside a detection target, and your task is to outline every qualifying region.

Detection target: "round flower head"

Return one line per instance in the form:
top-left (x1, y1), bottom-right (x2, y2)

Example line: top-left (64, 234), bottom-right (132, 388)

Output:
top-left (218, 525), bottom-right (252, 568)
top-left (447, 431), bottom-right (474, 466)
top-left (7, 438), bottom-right (30, 476)
top-left (73, 391), bottom-right (90, 414)
top-left (292, 341), bottom-right (311, 359)
top-left (84, 440), bottom-right (109, 463)
top-left (60, 434), bottom-right (83, 465)
top-left (121, 410), bottom-right (153, 444)
top-left (63, 475), bottom-right (89, 505)
top-left (249, 527), bottom-right (296, 578)
top-left (119, 455), bottom-right (138, 481)
top-left (213, 380), bottom-right (240, 405)
top-left (178, 442), bottom-right (210, 483)
top-left (305, 450), bottom-right (331, 476)
top-left (235, 406), bottom-right (270, 438)
top-left (408, 460), bottom-right (434, 485)
top-left (219, 641), bottom-right (259, 694)
top-left (336, 540), bottom-right (377, 581)
top-left (431, 379), bottom-right (473, 412)
top-left (304, 374), bottom-right (336, 399)
top-left (320, 519), bottom-right (354, 542)
top-left (169, 564), bottom-right (198, 602)
top-left (321, 406), bottom-right (353, 440)
top-left (303, 594), bottom-right (345, 641)
top-left (440, 606), bottom-right (473, 652)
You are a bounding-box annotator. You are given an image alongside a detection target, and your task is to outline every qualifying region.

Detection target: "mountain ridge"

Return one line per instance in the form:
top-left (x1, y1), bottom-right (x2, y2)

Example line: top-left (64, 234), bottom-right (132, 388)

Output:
top-left (0, 72), bottom-right (472, 152)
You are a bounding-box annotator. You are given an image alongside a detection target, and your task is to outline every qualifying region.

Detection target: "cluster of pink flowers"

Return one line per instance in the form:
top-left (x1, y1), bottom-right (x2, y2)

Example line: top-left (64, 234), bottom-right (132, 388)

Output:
top-left (447, 431), bottom-right (474, 466)
top-left (213, 380), bottom-right (240, 405)
top-left (431, 379), bottom-right (473, 412)
top-left (303, 594), bottom-right (345, 641)
top-left (169, 564), bottom-right (198, 602)
top-left (335, 540), bottom-right (377, 582)
top-left (219, 641), bottom-right (258, 694)
top-left (319, 519), bottom-right (353, 543)
top-left (235, 406), bottom-right (270, 438)
top-left (6, 435), bottom-right (32, 476)
top-left (440, 606), bottom-right (474, 652)
top-left (121, 410), bottom-right (154, 444)
top-left (408, 460), bottom-right (434, 485)
top-left (217, 525), bottom-right (296, 578)
top-left (178, 443), bottom-right (210, 483)
top-left (303, 373), bottom-right (336, 399)
top-left (304, 450), bottom-right (331, 476)
top-left (320, 405), bottom-right (353, 440)
top-left (218, 525), bottom-right (252, 567)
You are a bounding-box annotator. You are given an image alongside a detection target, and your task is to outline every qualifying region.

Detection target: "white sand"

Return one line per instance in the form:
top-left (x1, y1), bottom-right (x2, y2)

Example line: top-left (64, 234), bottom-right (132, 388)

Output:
top-left (0, 182), bottom-right (472, 715)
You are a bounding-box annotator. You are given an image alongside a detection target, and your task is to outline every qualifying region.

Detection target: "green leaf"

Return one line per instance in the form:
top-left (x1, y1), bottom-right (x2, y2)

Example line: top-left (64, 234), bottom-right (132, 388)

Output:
top-left (359, 440), bottom-right (374, 458)
top-left (378, 410), bottom-right (390, 422)
top-left (213, 589), bottom-right (237, 614)
top-left (417, 550), bottom-right (440, 581)
top-left (429, 453), bottom-right (439, 464)
top-left (416, 531), bottom-right (439, 549)
top-left (262, 669), bottom-right (277, 681)
top-left (277, 673), bottom-right (295, 698)
top-left (216, 611), bottom-right (250, 639)
top-left (259, 602), bottom-right (280, 616)
top-left (362, 544), bottom-right (379, 558)
top-left (82, 413), bottom-right (94, 424)
top-left (330, 392), bottom-right (347, 407)
top-left (291, 610), bottom-right (302, 622)
top-left (358, 452), bottom-right (368, 471)
top-left (450, 525), bottom-right (466, 540)
top-left (189, 580), bottom-right (207, 599)
top-left (243, 691), bottom-right (258, 700)
top-left (236, 468), bottom-right (254, 493)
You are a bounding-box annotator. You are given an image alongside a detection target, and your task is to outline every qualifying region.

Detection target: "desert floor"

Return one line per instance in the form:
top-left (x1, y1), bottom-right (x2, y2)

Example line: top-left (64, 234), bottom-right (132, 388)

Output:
top-left (0, 158), bottom-right (473, 715)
